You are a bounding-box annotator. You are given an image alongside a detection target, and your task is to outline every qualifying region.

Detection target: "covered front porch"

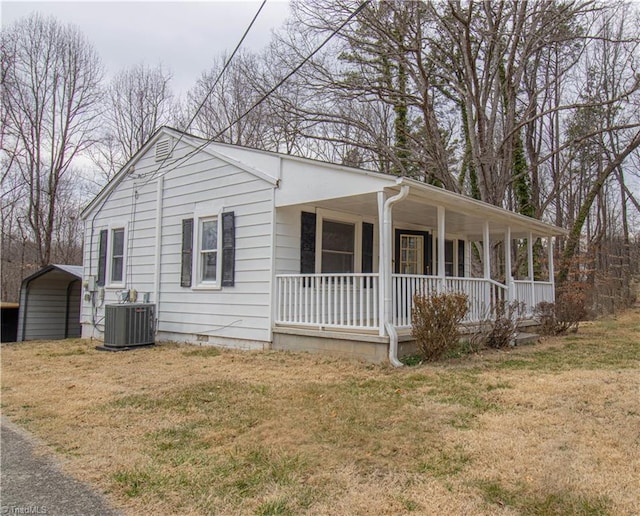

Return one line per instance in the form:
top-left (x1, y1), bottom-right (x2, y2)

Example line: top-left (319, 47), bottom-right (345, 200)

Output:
top-left (273, 177), bottom-right (564, 342)
top-left (275, 273), bottom-right (554, 332)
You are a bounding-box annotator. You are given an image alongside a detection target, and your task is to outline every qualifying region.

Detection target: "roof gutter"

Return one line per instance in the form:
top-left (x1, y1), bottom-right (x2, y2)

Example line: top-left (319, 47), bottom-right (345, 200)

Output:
top-left (383, 183), bottom-right (410, 367)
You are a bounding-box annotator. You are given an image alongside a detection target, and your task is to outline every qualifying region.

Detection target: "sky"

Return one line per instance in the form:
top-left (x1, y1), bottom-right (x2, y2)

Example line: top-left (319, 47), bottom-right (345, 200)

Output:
top-left (1, 0), bottom-right (292, 97)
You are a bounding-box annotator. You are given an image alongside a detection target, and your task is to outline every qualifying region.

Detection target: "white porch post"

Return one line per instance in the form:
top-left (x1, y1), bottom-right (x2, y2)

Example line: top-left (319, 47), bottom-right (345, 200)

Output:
top-left (483, 221), bottom-right (491, 279)
top-left (465, 237), bottom-right (471, 277)
top-left (505, 226), bottom-right (513, 302)
top-left (528, 231), bottom-right (535, 308)
top-left (483, 221), bottom-right (491, 311)
top-left (548, 235), bottom-right (555, 302)
top-left (437, 205), bottom-right (446, 292)
top-left (377, 191), bottom-right (386, 336)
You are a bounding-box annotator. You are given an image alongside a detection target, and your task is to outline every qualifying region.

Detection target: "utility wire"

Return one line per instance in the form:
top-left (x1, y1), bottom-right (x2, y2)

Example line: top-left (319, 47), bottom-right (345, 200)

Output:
top-left (124, 0), bottom-right (266, 286)
top-left (146, 0), bottom-right (268, 183)
top-left (152, 0), bottom-right (371, 181)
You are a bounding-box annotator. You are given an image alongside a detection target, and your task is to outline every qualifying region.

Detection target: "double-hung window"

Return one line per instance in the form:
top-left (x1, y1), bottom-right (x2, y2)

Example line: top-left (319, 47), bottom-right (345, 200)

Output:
top-left (300, 211), bottom-right (367, 275)
top-left (111, 228), bottom-right (125, 283)
top-left (97, 225), bottom-right (126, 287)
top-left (200, 217), bottom-right (218, 284)
top-left (181, 212), bottom-right (235, 289)
top-left (321, 219), bottom-right (355, 273)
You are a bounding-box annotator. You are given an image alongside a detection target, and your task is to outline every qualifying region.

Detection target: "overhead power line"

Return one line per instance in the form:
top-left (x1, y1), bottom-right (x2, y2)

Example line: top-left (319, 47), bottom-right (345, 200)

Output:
top-left (153, 0), bottom-right (371, 181)
top-left (149, 0), bottom-right (268, 181)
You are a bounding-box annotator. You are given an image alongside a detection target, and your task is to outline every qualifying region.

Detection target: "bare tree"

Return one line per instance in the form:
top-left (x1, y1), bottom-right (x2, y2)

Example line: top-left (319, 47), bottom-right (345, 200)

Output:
top-left (91, 63), bottom-right (175, 182)
top-left (555, 3), bottom-right (640, 289)
top-left (276, 0), bottom-right (640, 310)
top-left (188, 51), bottom-right (272, 147)
top-left (1, 13), bottom-right (103, 269)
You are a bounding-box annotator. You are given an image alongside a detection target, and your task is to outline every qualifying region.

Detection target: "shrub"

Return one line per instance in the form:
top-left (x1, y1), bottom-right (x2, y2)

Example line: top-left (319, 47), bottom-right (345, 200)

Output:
top-left (411, 292), bottom-right (469, 361)
top-left (556, 285), bottom-right (587, 332)
top-left (485, 301), bottom-right (525, 349)
top-left (534, 301), bottom-right (558, 336)
top-left (535, 285), bottom-right (586, 335)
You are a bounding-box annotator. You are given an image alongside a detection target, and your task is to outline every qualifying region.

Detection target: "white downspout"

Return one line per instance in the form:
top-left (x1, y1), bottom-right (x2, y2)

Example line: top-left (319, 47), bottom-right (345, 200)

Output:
top-left (385, 322), bottom-right (402, 368)
top-left (383, 184), bottom-right (410, 367)
top-left (548, 236), bottom-right (555, 303)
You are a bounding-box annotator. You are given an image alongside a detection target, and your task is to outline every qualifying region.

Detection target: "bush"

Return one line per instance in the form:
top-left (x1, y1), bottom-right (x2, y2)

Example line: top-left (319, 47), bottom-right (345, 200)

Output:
top-left (411, 292), bottom-right (469, 361)
top-left (485, 300), bottom-right (525, 349)
top-left (556, 286), bottom-right (587, 332)
top-left (535, 286), bottom-right (586, 335)
top-left (534, 301), bottom-right (558, 336)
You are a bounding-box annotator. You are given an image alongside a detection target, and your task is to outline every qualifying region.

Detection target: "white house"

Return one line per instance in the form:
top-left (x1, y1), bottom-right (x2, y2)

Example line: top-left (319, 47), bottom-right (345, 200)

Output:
top-left (81, 127), bottom-right (566, 363)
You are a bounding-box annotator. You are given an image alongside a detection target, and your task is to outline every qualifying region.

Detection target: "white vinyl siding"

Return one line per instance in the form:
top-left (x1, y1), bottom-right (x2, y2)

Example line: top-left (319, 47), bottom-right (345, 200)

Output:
top-left (82, 134), bottom-right (275, 344)
top-left (275, 206), bottom-right (303, 275)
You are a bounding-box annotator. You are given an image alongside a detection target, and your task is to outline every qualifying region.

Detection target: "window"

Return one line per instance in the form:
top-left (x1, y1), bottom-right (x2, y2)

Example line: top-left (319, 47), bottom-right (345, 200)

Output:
top-left (200, 218), bottom-right (218, 283)
top-left (434, 238), bottom-right (463, 277)
top-left (445, 239), bottom-right (454, 277)
top-left (399, 234), bottom-right (424, 274)
top-left (110, 228), bottom-right (125, 283)
top-left (181, 212), bottom-right (235, 289)
top-left (321, 219), bottom-right (355, 273)
top-left (300, 211), bottom-right (366, 274)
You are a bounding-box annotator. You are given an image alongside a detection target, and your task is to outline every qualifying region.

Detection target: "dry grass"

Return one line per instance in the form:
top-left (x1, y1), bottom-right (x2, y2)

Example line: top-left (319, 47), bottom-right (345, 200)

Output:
top-left (2, 307), bottom-right (639, 515)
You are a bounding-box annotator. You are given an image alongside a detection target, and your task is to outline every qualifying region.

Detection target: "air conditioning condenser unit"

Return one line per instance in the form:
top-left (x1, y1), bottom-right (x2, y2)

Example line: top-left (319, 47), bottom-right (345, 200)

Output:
top-left (104, 303), bottom-right (155, 348)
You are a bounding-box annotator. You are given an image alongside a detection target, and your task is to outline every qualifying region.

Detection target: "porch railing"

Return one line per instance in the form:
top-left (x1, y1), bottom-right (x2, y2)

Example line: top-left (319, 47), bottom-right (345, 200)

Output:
top-left (513, 280), bottom-right (554, 316)
top-left (276, 274), bottom-right (552, 331)
top-left (392, 275), bottom-right (508, 327)
top-left (275, 274), bottom-right (379, 330)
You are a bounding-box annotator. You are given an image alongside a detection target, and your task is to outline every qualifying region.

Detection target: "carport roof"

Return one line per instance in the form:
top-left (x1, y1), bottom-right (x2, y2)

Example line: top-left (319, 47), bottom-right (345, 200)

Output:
top-left (22, 264), bottom-right (82, 285)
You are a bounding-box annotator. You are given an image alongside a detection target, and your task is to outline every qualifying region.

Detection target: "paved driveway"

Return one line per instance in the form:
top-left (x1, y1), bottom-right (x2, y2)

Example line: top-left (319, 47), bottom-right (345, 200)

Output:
top-left (1, 417), bottom-right (121, 515)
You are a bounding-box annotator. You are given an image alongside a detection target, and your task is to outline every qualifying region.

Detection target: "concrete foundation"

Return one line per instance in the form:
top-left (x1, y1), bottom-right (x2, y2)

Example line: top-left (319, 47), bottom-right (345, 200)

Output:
top-left (273, 326), bottom-right (422, 363)
top-left (273, 322), bottom-right (540, 363)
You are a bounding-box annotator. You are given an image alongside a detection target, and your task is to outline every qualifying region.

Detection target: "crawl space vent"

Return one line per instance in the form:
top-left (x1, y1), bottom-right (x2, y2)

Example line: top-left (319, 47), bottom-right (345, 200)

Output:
top-left (155, 138), bottom-right (173, 162)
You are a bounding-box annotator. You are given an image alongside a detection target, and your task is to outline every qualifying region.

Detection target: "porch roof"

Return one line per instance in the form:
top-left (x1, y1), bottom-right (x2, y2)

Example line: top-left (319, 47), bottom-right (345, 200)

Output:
top-left (278, 167), bottom-right (566, 239)
top-left (398, 177), bottom-right (566, 239)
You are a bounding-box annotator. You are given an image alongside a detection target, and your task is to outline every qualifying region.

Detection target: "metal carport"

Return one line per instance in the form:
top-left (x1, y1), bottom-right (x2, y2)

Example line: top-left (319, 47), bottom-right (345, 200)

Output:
top-left (17, 265), bottom-right (83, 341)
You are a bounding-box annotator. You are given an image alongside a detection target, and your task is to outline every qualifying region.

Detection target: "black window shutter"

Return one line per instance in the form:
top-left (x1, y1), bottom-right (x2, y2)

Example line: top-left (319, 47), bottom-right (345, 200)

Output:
top-left (458, 240), bottom-right (465, 277)
top-left (181, 219), bottom-right (193, 287)
top-left (97, 229), bottom-right (108, 286)
top-left (362, 222), bottom-right (374, 273)
top-left (221, 211), bottom-right (235, 287)
top-left (426, 233), bottom-right (433, 275)
top-left (300, 211), bottom-right (316, 274)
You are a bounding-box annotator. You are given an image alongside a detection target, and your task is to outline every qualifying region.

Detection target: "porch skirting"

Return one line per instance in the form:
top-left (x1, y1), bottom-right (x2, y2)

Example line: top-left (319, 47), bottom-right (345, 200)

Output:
top-left (272, 327), bottom-right (419, 363)
top-left (273, 319), bottom-right (543, 363)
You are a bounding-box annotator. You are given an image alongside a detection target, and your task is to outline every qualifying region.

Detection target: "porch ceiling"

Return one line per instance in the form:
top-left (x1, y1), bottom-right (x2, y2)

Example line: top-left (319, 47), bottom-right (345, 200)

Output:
top-left (312, 187), bottom-right (564, 240)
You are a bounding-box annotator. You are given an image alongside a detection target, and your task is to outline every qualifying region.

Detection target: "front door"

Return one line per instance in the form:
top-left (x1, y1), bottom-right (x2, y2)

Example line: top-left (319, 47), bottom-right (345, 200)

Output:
top-left (399, 234), bottom-right (423, 274)
top-left (394, 229), bottom-right (432, 275)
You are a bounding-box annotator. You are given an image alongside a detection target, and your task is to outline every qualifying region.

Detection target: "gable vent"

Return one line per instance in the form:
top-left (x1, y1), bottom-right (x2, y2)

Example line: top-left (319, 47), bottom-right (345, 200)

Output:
top-left (155, 138), bottom-right (173, 162)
